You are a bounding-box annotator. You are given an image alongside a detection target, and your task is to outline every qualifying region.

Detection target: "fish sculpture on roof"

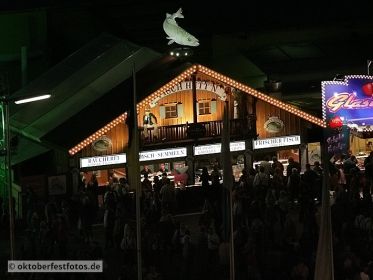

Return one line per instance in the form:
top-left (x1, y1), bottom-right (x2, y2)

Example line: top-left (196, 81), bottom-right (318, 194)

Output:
top-left (163, 8), bottom-right (199, 47)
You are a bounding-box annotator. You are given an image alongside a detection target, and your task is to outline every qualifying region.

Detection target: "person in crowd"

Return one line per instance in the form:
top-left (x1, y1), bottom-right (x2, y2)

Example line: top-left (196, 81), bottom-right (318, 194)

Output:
top-left (260, 156), bottom-right (272, 176)
top-left (141, 165), bottom-right (153, 176)
top-left (286, 157), bottom-right (301, 178)
top-left (121, 223), bottom-right (136, 264)
top-left (343, 155), bottom-right (358, 175)
top-left (210, 165), bottom-right (222, 186)
top-left (271, 156), bottom-right (284, 174)
top-left (364, 151), bottom-right (373, 167)
top-left (272, 167), bottom-right (285, 195)
top-left (103, 184), bottom-right (118, 248)
top-left (313, 161), bottom-right (323, 176)
top-left (159, 173), bottom-right (176, 213)
top-left (173, 166), bottom-right (188, 187)
top-left (158, 163), bottom-right (168, 173)
top-left (152, 175), bottom-right (162, 194)
top-left (287, 167), bottom-right (301, 200)
top-left (365, 155), bottom-right (373, 194)
top-left (200, 167), bottom-right (211, 199)
top-left (143, 109), bottom-right (158, 139)
top-left (302, 163), bottom-right (319, 192)
top-left (142, 173), bottom-right (153, 194)
top-left (79, 190), bottom-right (93, 243)
top-left (253, 166), bottom-right (269, 200)
top-left (25, 186), bottom-right (36, 229)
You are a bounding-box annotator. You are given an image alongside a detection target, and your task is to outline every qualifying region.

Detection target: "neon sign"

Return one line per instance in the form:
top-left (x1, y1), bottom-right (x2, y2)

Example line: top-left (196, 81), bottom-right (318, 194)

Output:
top-left (326, 93), bottom-right (373, 113)
top-left (322, 75), bottom-right (373, 126)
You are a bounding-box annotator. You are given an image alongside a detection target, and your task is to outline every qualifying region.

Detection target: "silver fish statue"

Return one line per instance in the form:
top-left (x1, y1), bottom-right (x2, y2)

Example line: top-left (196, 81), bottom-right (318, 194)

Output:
top-left (163, 8), bottom-right (199, 47)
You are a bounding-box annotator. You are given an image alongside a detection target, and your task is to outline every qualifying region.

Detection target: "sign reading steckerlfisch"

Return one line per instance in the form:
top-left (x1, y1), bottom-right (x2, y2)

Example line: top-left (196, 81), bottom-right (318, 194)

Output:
top-left (322, 75), bottom-right (373, 126)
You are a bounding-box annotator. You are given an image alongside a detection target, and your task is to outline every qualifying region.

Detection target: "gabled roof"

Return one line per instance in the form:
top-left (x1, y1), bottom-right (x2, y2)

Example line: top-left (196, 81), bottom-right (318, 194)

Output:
top-left (69, 63), bottom-right (326, 155)
top-left (9, 33), bottom-right (161, 165)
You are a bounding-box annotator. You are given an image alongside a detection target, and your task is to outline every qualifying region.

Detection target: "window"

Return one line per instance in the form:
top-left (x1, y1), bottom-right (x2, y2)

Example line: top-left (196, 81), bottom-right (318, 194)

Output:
top-left (165, 105), bottom-right (178, 118)
top-left (199, 101), bottom-right (211, 115)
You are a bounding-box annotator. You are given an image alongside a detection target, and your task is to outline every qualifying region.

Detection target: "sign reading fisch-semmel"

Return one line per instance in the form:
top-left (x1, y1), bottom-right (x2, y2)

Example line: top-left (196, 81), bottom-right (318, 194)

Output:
top-left (139, 147), bottom-right (187, 161)
top-left (253, 135), bottom-right (301, 150)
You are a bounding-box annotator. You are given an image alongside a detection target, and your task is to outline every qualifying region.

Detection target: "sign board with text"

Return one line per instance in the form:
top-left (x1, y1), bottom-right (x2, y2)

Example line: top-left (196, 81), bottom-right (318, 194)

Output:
top-left (322, 75), bottom-right (373, 126)
top-left (194, 141), bottom-right (245, 155)
top-left (253, 135), bottom-right (301, 150)
top-left (80, 148), bottom-right (188, 168)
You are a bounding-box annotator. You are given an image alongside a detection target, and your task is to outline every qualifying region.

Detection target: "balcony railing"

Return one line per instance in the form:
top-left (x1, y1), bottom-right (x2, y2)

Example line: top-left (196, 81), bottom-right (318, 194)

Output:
top-left (140, 115), bottom-right (256, 146)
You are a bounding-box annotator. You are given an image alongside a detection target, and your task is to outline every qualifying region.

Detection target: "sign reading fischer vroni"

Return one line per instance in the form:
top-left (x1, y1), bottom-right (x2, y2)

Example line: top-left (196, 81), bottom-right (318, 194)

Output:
top-left (253, 135), bottom-right (301, 150)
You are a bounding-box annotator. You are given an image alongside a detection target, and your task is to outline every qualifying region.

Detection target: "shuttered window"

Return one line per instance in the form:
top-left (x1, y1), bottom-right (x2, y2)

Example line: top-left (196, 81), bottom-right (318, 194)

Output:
top-left (198, 101), bottom-right (211, 115)
top-left (165, 105), bottom-right (178, 118)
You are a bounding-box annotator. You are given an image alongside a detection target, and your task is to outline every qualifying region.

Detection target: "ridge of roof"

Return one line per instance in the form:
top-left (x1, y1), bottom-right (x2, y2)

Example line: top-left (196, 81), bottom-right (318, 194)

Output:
top-left (69, 63), bottom-right (326, 155)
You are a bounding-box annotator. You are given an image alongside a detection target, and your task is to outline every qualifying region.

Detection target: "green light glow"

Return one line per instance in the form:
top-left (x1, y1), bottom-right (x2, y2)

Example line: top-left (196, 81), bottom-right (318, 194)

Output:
top-left (0, 159), bottom-right (7, 206)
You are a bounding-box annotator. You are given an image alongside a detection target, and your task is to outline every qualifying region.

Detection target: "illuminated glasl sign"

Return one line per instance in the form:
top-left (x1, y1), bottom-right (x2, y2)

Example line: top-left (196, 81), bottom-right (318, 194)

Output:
top-left (80, 154), bottom-right (127, 168)
top-left (253, 135), bottom-right (301, 150)
top-left (194, 141), bottom-right (245, 156)
top-left (322, 75), bottom-right (373, 126)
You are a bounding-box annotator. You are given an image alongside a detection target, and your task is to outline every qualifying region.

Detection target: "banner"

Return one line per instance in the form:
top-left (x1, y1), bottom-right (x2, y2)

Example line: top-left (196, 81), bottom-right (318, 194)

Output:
top-left (322, 75), bottom-right (373, 126)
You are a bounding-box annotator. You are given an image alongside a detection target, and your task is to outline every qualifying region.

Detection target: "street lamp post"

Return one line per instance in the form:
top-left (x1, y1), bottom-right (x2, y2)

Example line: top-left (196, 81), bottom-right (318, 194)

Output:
top-left (0, 92), bottom-right (50, 260)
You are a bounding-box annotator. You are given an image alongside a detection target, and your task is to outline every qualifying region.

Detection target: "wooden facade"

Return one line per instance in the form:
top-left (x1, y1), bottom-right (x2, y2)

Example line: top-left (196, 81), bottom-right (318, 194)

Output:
top-left (79, 91), bottom-right (306, 158)
top-left (73, 65), bottom-right (324, 169)
top-left (255, 100), bottom-right (304, 139)
top-left (81, 124), bottom-right (128, 157)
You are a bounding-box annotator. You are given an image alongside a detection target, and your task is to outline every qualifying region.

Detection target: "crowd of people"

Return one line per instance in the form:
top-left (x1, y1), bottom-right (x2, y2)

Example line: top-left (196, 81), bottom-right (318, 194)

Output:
top-left (2, 151), bottom-right (373, 279)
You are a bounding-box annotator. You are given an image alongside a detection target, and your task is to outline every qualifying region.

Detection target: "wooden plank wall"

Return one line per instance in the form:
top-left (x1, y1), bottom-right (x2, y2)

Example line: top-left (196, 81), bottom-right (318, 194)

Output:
top-left (137, 90), bottom-right (226, 126)
top-left (81, 123), bottom-right (128, 157)
top-left (255, 100), bottom-right (302, 139)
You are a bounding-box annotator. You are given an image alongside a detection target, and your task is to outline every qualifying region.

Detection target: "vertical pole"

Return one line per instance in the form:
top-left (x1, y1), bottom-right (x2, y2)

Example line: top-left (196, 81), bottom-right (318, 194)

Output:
top-left (314, 129), bottom-right (334, 280)
top-left (132, 64), bottom-right (142, 280)
top-left (5, 99), bottom-right (15, 260)
top-left (222, 101), bottom-right (235, 280)
top-left (368, 60), bottom-right (372, 76)
top-left (192, 74), bottom-right (197, 124)
top-left (21, 46), bottom-right (27, 87)
top-left (191, 73), bottom-right (197, 185)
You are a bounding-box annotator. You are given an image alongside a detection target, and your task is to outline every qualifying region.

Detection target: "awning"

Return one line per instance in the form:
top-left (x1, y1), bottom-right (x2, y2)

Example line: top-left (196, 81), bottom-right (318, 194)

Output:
top-left (9, 33), bottom-right (161, 165)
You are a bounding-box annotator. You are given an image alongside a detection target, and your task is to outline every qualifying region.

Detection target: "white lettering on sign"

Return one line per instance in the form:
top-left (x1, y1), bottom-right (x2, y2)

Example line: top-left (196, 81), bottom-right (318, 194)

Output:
top-left (150, 81), bottom-right (227, 107)
top-left (194, 141), bottom-right (245, 156)
top-left (80, 148), bottom-right (188, 168)
top-left (139, 147), bottom-right (187, 161)
top-left (253, 135), bottom-right (301, 150)
top-left (80, 154), bottom-right (127, 168)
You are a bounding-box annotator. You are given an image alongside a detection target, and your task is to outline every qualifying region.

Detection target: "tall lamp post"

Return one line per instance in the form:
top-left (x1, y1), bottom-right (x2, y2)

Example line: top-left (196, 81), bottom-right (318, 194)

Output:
top-left (1, 92), bottom-right (51, 260)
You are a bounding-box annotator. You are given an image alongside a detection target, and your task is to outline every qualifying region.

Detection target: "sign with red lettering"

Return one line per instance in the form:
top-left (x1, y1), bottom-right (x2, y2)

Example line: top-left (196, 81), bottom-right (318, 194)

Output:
top-left (322, 75), bottom-right (373, 126)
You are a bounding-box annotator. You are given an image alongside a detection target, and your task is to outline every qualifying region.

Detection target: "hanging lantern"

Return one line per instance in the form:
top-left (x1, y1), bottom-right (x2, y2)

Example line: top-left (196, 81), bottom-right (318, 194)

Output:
top-left (329, 116), bottom-right (343, 129)
top-left (362, 82), bottom-right (373, 97)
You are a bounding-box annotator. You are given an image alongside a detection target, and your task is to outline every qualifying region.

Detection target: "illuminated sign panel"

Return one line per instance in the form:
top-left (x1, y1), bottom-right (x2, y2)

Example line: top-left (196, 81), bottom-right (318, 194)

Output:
top-left (139, 147), bottom-right (187, 161)
top-left (80, 147), bottom-right (188, 168)
top-left (194, 141), bottom-right (246, 156)
top-left (322, 75), bottom-right (373, 126)
top-left (253, 135), bottom-right (301, 150)
top-left (80, 154), bottom-right (127, 168)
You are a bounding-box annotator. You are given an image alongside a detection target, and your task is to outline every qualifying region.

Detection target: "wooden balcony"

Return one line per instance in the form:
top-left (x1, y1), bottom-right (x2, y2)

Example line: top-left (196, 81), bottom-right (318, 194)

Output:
top-left (140, 115), bottom-right (256, 146)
